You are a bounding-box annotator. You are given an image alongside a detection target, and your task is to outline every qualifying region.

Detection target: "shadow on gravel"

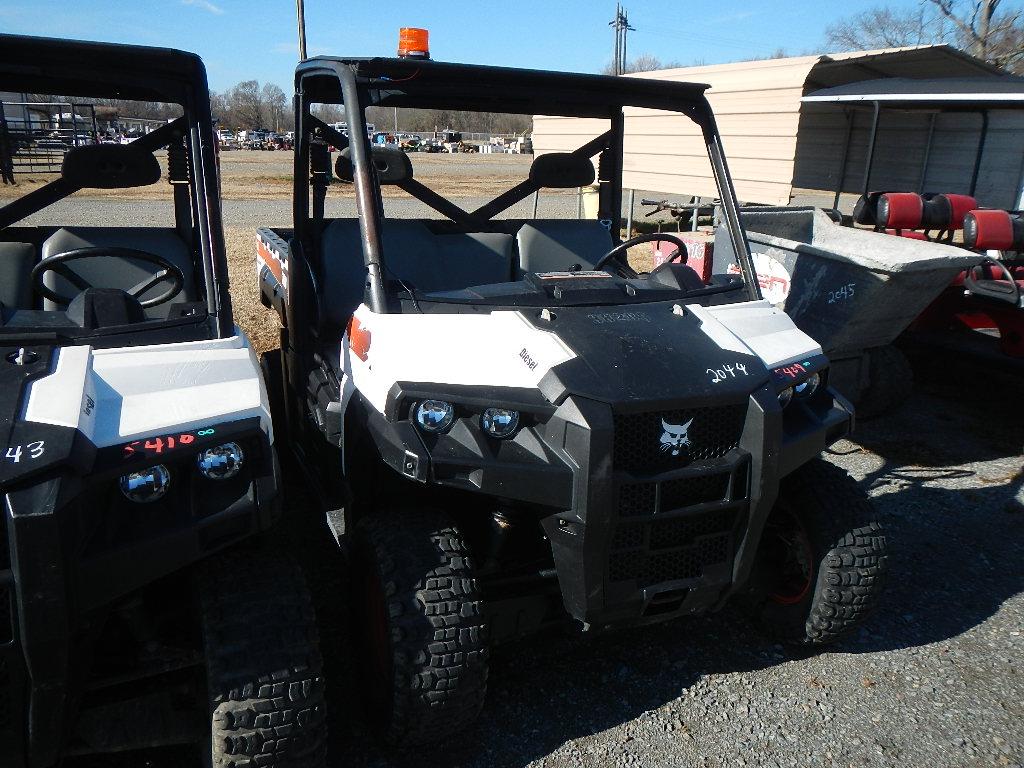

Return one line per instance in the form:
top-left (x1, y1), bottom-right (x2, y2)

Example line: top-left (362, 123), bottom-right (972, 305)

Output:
top-left (826, 355), bottom-right (1024, 657)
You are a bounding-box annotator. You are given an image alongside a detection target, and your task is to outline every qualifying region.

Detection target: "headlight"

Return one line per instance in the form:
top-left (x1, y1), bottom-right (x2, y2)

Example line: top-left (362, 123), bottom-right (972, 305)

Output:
top-left (120, 464), bottom-right (171, 503)
top-left (481, 407), bottom-right (519, 438)
top-left (778, 387), bottom-right (794, 408)
top-left (197, 442), bottom-right (245, 480)
top-left (414, 400), bottom-right (455, 433)
top-left (794, 372), bottom-right (821, 399)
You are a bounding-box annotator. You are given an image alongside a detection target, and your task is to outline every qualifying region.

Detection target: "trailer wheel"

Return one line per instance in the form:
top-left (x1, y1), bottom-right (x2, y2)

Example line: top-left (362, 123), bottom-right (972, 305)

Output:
top-left (197, 546), bottom-right (326, 768)
top-left (353, 509), bottom-right (488, 745)
top-left (855, 344), bottom-right (913, 419)
top-left (745, 459), bottom-right (888, 645)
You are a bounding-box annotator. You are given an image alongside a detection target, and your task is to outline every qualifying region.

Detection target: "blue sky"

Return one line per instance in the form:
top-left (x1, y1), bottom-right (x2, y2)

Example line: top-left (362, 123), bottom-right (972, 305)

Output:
top-left (1, 0), bottom-right (931, 93)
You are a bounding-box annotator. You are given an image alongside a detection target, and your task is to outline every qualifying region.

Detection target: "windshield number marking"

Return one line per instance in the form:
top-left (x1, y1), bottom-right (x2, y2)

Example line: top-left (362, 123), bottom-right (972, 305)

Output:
top-left (827, 283), bottom-right (856, 304)
top-left (707, 362), bottom-right (748, 384)
top-left (4, 440), bottom-right (45, 464)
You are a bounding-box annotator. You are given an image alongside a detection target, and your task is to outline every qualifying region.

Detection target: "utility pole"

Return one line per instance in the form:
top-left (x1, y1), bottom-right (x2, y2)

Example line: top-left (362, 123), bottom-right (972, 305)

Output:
top-left (296, 0), bottom-right (307, 60)
top-left (608, 4), bottom-right (635, 75)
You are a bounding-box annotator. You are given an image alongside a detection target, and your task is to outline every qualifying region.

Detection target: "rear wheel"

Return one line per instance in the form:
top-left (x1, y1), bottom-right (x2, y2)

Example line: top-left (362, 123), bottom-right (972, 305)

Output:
top-left (352, 509), bottom-right (488, 746)
top-left (745, 460), bottom-right (888, 645)
top-left (197, 545), bottom-right (326, 767)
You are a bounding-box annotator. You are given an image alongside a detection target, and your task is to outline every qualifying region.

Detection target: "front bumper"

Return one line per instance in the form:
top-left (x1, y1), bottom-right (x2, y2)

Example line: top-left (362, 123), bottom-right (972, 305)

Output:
top-left (371, 384), bottom-right (850, 628)
top-left (0, 417), bottom-right (279, 768)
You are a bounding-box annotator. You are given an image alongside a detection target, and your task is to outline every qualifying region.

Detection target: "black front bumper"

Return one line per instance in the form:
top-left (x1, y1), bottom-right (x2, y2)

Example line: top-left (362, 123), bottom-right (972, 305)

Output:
top-left (539, 385), bottom-right (849, 626)
top-left (371, 379), bottom-right (850, 628)
top-left (0, 418), bottom-right (280, 768)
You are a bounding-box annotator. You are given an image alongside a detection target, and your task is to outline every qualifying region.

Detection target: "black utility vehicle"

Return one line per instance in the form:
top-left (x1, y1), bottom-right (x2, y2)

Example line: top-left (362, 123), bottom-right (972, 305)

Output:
top-left (1, 35), bottom-right (324, 767)
top-left (257, 53), bottom-right (888, 745)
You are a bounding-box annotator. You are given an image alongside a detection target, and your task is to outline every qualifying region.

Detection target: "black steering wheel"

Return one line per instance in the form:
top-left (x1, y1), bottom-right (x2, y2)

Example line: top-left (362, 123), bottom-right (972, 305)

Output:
top-left (594, 233), bottom-right (689, 277)
top-left (32, 246), bottom-right (185, 308)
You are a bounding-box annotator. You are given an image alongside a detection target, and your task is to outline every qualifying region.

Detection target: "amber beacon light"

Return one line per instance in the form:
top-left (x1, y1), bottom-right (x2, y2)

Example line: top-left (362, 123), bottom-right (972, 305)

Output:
top-left (398, 27), bottom-right (430, 59)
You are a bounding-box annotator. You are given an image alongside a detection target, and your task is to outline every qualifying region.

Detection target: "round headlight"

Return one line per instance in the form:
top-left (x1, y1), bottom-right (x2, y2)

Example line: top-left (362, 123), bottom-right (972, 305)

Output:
top-left (794, 372), bottom-right (821, 399)
top-left (414, 400), bottom-right (455, 433)
top-left (120, 464), bottom-right (171, 503)
top-left (481, 407), bottom-right (520, 438)
top-left (197, 442), bottom-right (245, 479)
top-left (778, 386), bottom-right (794, 408)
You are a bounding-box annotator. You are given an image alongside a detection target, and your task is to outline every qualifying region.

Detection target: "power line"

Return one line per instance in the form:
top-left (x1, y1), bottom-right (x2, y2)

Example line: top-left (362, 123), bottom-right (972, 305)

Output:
top-left (609, 3), bottom-right (636, 75)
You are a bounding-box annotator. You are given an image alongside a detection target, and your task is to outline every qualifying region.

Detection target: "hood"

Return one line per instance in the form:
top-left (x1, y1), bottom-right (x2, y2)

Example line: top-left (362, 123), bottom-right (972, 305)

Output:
top-left (535, 299), bottom-right (820, 408)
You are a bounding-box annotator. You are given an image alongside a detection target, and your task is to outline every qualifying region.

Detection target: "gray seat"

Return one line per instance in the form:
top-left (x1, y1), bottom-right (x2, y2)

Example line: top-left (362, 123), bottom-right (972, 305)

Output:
top-left (515, 220), bottom-right (613, 277)
top-left (40, 227), bottom-right (196, 316)
top-left (320, 219), bottom-right (513, 327)
top-left (0, 242), bottom-right (36, 310)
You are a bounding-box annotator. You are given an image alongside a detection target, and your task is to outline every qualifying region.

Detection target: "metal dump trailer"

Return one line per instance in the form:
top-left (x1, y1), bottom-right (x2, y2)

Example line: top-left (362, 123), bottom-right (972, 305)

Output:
top-left (714, 207), bottom-right (981, 415)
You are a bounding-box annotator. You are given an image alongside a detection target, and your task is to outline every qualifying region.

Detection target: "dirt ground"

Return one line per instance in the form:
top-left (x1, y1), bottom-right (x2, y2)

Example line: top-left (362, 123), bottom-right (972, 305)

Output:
top-left (0, 148), bottom-right (538, 201)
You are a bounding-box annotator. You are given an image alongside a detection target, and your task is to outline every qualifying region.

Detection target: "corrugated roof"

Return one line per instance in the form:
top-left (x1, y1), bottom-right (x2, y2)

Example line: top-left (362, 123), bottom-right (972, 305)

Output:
top-left (531, 45), bottom-right (1010, 205)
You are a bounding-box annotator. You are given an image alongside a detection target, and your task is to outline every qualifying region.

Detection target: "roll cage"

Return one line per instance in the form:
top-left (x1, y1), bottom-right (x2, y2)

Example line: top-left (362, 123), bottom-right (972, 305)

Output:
top-left (291, 56), bottom-right (761, 317)
top-left (0, 34), bottom-right (234, 338)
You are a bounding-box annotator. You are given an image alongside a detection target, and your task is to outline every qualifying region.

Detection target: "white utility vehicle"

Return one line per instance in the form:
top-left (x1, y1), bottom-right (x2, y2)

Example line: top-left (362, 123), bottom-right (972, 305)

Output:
top-left (0, 34), bottom-right (325, 767)
top-left (257, 49), bottom-right (888, 746)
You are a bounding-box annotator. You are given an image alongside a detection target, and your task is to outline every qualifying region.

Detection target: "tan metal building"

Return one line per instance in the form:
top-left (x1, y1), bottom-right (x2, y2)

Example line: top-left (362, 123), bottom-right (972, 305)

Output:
top-left (532, 46), bottom-right (1024, 210)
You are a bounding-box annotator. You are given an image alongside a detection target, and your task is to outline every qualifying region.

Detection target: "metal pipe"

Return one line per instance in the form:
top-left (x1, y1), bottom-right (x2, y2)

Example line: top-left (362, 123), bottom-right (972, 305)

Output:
top-left (700, 103), bottom-right (759, 302)
top-left (832, 108), bottom-right (854, 210)
top-left (969, 110), bottom-right (989, 198)
top-left (917, 113), bottom-right (936, 194)
top-left (609, 110), bottom-right (625, 242)
top-left (625, 188), bottom-right (635, 235)
top-left (338, 66), bottom-right (388, 314)
top-left (532, 190), bottom-right (539, 219)
top-left (861, 100), bottom-right (880, 198)
top-left (295, 0), bottom-right (307, 61)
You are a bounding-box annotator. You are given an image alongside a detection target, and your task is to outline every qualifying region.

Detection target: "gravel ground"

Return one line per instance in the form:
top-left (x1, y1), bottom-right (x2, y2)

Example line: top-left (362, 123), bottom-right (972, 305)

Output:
top-left (22, 151), bottom-right (1024, 768)
top-left (300, 358), bottom-right (1022, 768)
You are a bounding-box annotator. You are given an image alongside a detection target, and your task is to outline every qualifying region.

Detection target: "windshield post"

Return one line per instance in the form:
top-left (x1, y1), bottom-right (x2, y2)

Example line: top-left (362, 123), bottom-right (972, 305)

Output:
top-left (189, 74), bottom-right (233, 338)
top-left (700, 100), bottom-right (761, 303)
top-left (337, 65), bottom-right (388, 314)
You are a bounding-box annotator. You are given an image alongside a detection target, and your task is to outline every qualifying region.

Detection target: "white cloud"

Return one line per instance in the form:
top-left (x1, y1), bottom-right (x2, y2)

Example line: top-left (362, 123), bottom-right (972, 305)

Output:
top-left (182, 0), bottom-right (225, 15)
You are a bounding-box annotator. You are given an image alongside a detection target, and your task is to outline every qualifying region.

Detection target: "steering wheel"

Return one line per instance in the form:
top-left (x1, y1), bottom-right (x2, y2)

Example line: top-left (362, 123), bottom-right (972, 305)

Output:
top-left (594, 233), bottom-right (689, 277)
top-left (32, 247), bottom-right (185, 309)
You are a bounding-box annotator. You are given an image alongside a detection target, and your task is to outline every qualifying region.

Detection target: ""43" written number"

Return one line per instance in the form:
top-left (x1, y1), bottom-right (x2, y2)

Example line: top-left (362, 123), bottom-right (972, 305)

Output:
top-left (5, 441), bottom-right (45, 464)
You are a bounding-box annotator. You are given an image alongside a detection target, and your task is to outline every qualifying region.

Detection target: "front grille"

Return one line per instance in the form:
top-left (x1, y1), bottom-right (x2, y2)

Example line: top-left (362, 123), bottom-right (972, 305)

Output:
top-left (613, 404), bottom-right (747, 474)
top-left (608, 461), bottom-right (749, 590)
top-left (608, 507), bottom-right (740, 586)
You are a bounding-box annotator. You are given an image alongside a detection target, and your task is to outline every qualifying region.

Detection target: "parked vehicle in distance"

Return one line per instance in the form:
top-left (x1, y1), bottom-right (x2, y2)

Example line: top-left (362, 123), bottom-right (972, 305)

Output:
top-left (257, 46), bottom-right (888, 747)
top-left (0, 33), bottom-right (325, 768)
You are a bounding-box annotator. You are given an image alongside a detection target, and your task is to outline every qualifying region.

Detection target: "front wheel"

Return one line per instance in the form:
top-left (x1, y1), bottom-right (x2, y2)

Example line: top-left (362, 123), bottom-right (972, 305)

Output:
top-left (197, 545), bottom-right (326, 767)
top-left (744, 459), bottom-right (888, 645)
top-left (352, 509), bottom-right (489, 746)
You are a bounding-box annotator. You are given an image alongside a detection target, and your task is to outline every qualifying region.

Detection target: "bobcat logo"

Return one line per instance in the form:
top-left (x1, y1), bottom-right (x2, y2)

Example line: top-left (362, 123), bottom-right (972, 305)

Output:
top-left (659, 418), bottom-right (694, 457)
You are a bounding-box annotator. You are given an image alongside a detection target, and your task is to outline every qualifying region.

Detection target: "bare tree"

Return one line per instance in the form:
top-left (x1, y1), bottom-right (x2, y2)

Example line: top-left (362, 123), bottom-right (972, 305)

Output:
top-left (826, 1), bottom-right (1024, 73)
top-left (260, 83), bottom-right (288, 132)
top-left (226, 80), bottom-right (264, 129)
top-left (929, 0), bottom-right (1024, 71)
top-left (601, 53), bottom-right (683, 75)
top-left (826, 6), bottom-right (948, 49)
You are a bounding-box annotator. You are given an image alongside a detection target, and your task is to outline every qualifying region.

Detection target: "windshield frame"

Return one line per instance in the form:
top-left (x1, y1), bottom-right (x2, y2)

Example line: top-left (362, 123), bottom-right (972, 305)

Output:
top-left (0, 34), bottom-right (233, 341)
top-left (293, 57), bottom-right (761, 318)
